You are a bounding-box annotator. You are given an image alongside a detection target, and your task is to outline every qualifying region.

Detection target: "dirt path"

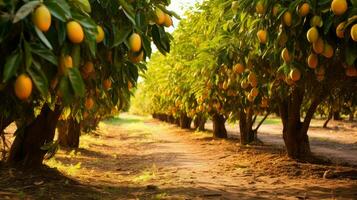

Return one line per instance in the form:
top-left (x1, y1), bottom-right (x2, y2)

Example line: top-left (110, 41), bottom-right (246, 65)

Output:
top-left (1, 115), bottom-right (357, 199)
top-left (209, 119), bottom-right (357, 165)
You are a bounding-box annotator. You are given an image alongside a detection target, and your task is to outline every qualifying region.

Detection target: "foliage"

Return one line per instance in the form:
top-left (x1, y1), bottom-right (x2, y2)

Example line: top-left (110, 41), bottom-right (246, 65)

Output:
top-left (0, 0), bottom-right (175, 126)
top-left (132, 0), bottom-right (357, 154)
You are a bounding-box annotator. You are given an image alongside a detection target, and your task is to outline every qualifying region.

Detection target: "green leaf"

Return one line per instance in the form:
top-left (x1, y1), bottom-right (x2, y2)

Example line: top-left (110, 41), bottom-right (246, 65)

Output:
top-left (127, 62), bottom-right (139, 81)
top-left (23, 40), bottom-right (32, 69)
top-left (142, 35), bottom-right (151, 58)
top-left (323, 14), bottom-right (334, 35)
top-left (71, 45), bottom-right (81, 68)
top-left (46, 1), bottom-right (67, 21)
top-left (112, 23), bottom-right (132, 47)
top-left (27, 60), bottom-right (49, 96)
top-left (71, 0), bottom-right (91, 13)
top-left (59, 76), bottom-right (74, 104)
top-left (135, 12), bottom-right (146, 31)
top-left (82, 25), bottom-right (97, 56)
top-left (0, 22), bottom-right (11, 43)
top-left (31, 43), bottom-right (58, 66)
top-left (118, 0), bottom-right (136, 25)
top-left (57, 21), bottom-right (67, 45)
top-left (112, 90), bottom-right (119, 105)
top-left (86, 39), bottom-right (96, 57)
top-left (13, 0), bottom-right (41, 23)
top-left (62, 106), bottom-right (71, 119)
top-left (47, 0), bottom-right (71, 19)
top-left (34, 27), bottom-right (53, 50)
top-left (346, 45), bottom-right (357, 65)
top-left (72, 12), bottom-right (97, 29)
top-left (152, 25), bottom-right (170, 54)
top-left (68, 68), bottom-right (85, 97)
top-left (3, 51), bottom-right (22, 82)
top-left (123, 9), bottom-right (136, 25)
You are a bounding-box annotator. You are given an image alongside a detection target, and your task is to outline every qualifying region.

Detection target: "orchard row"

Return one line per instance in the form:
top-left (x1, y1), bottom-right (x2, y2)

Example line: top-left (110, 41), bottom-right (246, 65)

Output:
top-left (133, 0), bottom-right (357, 159)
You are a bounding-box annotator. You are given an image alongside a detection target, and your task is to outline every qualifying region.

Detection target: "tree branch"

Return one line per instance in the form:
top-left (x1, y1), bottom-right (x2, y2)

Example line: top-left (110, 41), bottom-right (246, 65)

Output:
top-left (254, 111), bottom-right (271, 132)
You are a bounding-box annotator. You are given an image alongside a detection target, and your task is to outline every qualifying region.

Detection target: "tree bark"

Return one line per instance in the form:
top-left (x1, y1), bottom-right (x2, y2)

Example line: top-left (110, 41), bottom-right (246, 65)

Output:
top-left (7, 104), bottom-right (62, 168)
top-left (82, 116), bottom-right (100, 133)
top-left (165, 115), bottom-right (173, 123)
top-left (179, 113), bottom-right (192, 129)
top-left (58, 118), bottom-right (81, 148)
top-left (279, 87), bottom-right (310, 159)
top-left (349, 108), bottom-right (355, 121)
top-left (323, 106), bottom-right (333, 128)
top-left (170, 116), bottom-right (176, 124)
top-left (239, 107), bottom-right (256, 145)
top-left (167, 115), bottom-right (174, 124)
top-left (333, 111), bottom-right (342, 121)
top-left (175, 118), bottom-right (180, 126)
top-left (193, 115), bottom-right (206, 131)
top-left (212, 113), bottom-right (227, 138)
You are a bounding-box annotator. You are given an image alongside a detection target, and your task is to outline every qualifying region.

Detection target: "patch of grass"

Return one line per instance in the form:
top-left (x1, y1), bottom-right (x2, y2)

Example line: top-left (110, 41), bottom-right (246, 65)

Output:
top-left (256, 117), bottom-right (281, 125)
top-left (45, 158), bottom-right (82, 176)
top-left (17, 191), bottom-right (25, 199)
top-left (104, 117), bottom-right (142, 125)
top-left (104, 114), bottom-right (151, 126)
top-left (153, 193), bottom-right (168, 200)
top-left (192, 130), bottom-right (212, 139)
top-left (79, 134), bottom-right (105, 149)
top-left (310, 137), bottom-right (330, 143)
top-left (132, 164), bottom-right (158, 183)
top-left (66, 149), bottom-right (81, 158)
top-left (133, 171), bottom-right (156, 182)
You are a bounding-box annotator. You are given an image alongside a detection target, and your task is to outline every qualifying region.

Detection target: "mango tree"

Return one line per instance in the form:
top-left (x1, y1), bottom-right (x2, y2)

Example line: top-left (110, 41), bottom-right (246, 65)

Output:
top-left (230, 0), bottom-right (357, 159)
top-left (0, 0), bottom-right (174, 168)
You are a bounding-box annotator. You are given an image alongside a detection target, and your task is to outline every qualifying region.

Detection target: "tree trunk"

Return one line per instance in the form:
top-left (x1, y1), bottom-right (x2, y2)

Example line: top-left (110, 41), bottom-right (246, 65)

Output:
top-left (323, 107), bottom-right (333, 128)
top-left (168, 115), bottom-right (175, 124)
top-left (349, 107), bottom-right (355, 121)
top-left (167, 115), bottom-right (175, 124)
top-left (158, 114), bottom-right (167, 121)
top-left (166, 115), bottom-right (172, 123)
top-left (58, 118), bottom-right (81, 148)
top-left (239, 108), bottom-right (256, 145)
top-left (193, 115), bottom-right (206, 131)
top-left (179, 113), bottom-right (192, 129)
top-left (82, 116), bottom-right (100, 133)
top-left (333, 111), bottom-right (342, 121)
top-left (212, 113), bottom-right (227, 138)
top-left (175, 118), bottom-right (180, 126)
top-left (279, 87), bottom-right (323, 160)
top-left (7, 104), bottom-right (62, 168)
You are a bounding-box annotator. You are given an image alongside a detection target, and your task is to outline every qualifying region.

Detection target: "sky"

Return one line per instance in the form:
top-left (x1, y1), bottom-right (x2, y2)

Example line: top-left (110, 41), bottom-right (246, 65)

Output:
top-left (166, 0), bottom-right (202, 33)
top-left (168, 0), bottom-right (199, 15)
top-left (139, 1), bottom-right (201, 81)
top-left (148, 0), bottom-right (201, 54)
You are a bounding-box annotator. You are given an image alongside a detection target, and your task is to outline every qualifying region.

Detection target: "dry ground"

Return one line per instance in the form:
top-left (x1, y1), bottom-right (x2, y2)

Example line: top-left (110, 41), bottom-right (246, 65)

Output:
top-left (217, 118), bottom-right (357, 165)
top-left (0, 114), bottom-right (357, 199)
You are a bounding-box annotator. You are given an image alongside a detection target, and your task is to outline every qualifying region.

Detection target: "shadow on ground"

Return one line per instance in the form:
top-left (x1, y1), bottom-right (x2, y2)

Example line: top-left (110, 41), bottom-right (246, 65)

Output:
top-left (1, 115), bottom-right (357, 200)
top-left (1, 162), bottom-right (357, 200)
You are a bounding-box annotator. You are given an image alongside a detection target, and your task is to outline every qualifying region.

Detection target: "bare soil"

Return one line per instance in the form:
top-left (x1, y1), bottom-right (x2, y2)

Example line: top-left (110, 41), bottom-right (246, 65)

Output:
top-left (219, 119), bottom-right (357, 165)
top-left (0, 115), bottom-right (357, 199)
